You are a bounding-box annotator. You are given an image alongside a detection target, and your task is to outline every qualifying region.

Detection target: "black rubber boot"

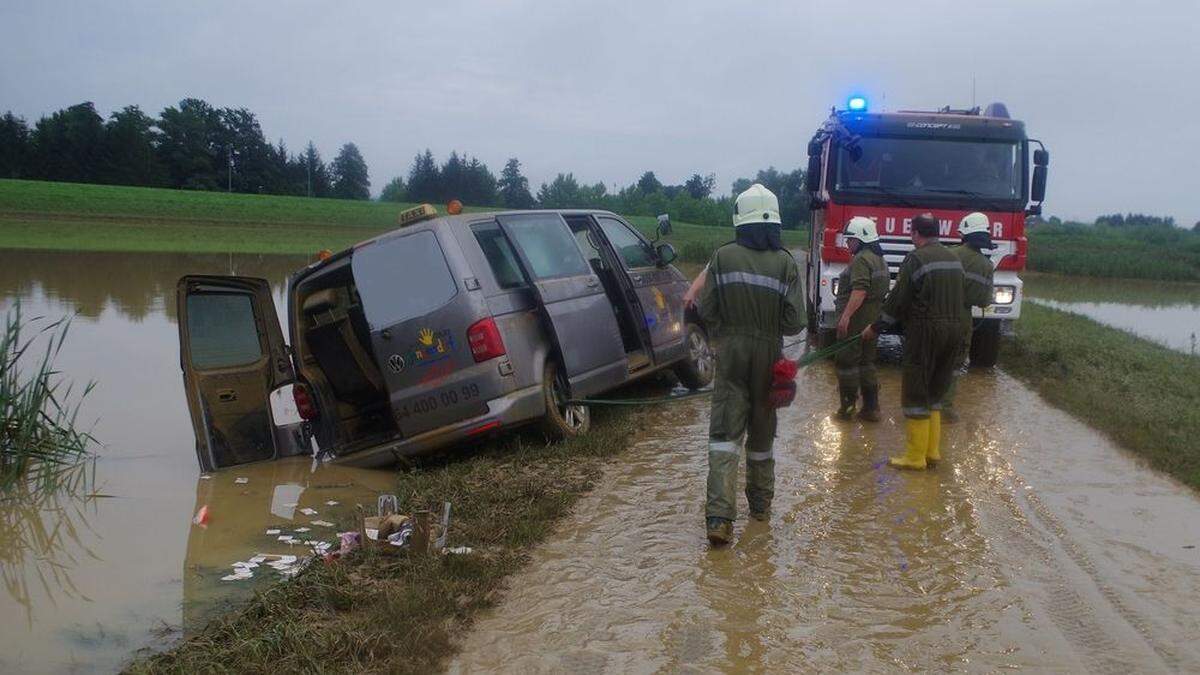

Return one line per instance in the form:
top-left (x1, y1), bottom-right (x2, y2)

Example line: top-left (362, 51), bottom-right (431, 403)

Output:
top-left (858, 386), bottom-right (881, 422)
top-left (835, 388), bottom-right (857, 420)
top-left (706, 517), bottom-right (733, 545)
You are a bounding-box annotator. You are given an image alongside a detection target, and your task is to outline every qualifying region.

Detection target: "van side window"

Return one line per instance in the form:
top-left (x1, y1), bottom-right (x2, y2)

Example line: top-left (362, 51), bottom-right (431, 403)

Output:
top-left (597, 217), bottom-right (656, 268)
top-left (500, 214), bottom-right (590, 279)
top-left (471, 223), bottom-right (525, 290)
top-left (186, 292), bottom-right (264, 369)
top-left (352, 230), bottom-right (457, 330)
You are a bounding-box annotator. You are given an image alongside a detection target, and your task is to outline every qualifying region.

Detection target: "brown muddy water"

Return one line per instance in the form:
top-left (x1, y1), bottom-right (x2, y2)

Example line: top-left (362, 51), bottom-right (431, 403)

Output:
top-left (1025, 273), bottom-right (1200, 355)
top-left (451, 347), bottom-right (1200, 672)
top-left (0, 250), bottom-right (398, 673)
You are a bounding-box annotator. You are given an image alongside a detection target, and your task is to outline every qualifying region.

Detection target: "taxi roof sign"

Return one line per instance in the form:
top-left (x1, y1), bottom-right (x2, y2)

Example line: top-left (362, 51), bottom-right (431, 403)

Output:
top-left (397, 204), bottom-right (438, 227)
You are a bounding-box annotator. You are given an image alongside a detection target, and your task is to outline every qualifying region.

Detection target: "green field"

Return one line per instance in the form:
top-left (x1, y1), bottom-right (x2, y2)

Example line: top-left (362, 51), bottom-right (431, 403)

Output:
top-left (1028, 222), bottom-right (1200, 281)
top-left (0, 179), bottom-right (802, 258)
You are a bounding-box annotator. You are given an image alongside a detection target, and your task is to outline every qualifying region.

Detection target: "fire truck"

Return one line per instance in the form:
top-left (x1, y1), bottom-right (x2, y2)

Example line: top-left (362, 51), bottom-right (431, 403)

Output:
top-left (804, 96), bottom-right (1049, 366)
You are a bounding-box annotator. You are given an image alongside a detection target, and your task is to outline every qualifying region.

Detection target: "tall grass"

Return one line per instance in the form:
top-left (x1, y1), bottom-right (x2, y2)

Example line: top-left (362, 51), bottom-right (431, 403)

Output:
top-left (0, 301), bottom-right (96, 492)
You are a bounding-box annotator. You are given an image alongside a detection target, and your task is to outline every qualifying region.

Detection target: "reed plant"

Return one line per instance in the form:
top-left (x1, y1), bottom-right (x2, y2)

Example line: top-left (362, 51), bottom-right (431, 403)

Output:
top-left (0, 301), bottom-right (95, 493)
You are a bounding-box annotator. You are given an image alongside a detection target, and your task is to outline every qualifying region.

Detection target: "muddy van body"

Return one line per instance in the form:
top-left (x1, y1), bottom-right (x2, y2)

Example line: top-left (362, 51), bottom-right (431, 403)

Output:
top-left (177, 209), bottom-right (714, 472)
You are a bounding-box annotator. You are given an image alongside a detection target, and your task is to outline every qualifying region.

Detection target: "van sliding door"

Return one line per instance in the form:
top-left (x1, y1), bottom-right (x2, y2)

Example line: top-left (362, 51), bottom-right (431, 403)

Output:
top-left (495, 213), bottom-right (628, 398)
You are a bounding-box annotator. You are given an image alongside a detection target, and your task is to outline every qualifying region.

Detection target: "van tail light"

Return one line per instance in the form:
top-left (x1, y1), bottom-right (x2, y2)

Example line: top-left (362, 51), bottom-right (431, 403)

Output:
top-left (467, 317), bottom-right (506, 362)
top-left (293, 383), bottom-right (319, 420)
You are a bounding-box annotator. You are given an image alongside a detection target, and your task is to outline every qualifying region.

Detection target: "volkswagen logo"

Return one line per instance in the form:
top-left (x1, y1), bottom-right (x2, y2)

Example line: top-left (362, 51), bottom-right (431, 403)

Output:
top-left (387, 354), bottom-right (405, 373)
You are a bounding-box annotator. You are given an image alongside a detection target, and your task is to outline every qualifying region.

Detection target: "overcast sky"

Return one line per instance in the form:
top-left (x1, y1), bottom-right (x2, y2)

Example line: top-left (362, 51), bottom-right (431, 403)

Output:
top-left (2, 0), bottom-right (1197, 225)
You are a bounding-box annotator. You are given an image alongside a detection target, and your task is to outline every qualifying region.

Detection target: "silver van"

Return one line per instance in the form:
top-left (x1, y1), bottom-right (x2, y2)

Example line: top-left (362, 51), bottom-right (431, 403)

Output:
top-left (177, 208), bottom-right (714, 471)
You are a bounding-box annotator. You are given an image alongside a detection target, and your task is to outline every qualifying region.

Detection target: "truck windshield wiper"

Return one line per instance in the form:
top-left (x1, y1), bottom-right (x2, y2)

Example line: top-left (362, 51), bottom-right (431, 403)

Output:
top-left (924, 188), bottom-right (1008, 212)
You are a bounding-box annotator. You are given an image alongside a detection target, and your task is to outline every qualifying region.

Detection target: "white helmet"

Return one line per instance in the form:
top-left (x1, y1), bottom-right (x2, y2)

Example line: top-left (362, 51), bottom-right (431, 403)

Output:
top-left (733, 183), bottom-right (782, 227)
top-left (959, 212), bottom-right (990, 237)
top-left (844, 216), bottom-right (880, 244)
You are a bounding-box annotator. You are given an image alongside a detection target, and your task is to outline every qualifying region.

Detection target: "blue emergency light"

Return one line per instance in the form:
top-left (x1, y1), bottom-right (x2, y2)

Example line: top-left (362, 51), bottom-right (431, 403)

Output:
top-left (847, 96), bottom-right (868, 112)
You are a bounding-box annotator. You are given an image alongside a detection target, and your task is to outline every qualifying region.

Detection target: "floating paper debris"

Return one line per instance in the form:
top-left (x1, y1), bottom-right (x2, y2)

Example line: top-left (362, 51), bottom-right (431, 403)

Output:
top-left (234, 477), bottom-right (249, 485)
top-left (294, 527), bottom-right (310, 533)
top-left (444, 546), bottom-right (473, 555)
top-left (199, 474), bottom-right (212, 480)
top-left (277, 555), bottom-right (297, 564)
top-left (265, 529), bottom-right (281, 535)
top-left (221, 572), bottom-right (252, 581)
top-left (278, 535), bottom-right (295, 542)
top-left (325, 500), bottom-right (339, 506)
top-left (365, 528), bottom-right (379, 541)
top-left (249, 555), bottom-right (268, 564)
top-left (283, 502), bottom-right (298, 508)
top-left (311, 520), bottom-right (334, 527)
top-left (299, 507), bottom-right (318, 516)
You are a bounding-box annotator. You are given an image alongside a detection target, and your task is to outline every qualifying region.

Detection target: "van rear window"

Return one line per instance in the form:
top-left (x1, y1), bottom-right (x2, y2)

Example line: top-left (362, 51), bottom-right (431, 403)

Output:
top-left (352, 230), bottom-right (457, 330)
top-left (186, 292), bottom-right (264, 369)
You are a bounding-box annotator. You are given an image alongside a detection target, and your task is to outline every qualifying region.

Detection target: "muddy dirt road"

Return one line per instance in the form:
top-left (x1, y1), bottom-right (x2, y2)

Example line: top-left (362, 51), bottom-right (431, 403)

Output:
top-left (450, 357), bottom-right (1200, 672)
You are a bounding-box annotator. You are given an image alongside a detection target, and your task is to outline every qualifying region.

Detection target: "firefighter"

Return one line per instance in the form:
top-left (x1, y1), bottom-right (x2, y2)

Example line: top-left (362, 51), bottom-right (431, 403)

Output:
top-left (697, 183), bottom-right (804, 545)
top-left (942, 212), bottom-right (995, 423)
top-left (862, 213), bottom-right (964, 470)
top-left (833, 216), bottom-right (889, 421)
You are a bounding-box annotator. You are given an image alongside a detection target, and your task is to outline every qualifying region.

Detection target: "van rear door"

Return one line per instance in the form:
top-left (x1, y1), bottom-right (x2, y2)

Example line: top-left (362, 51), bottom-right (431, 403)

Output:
top-left (495, 213), bottom-right (628, 398)
top-left (177, 276), bottom-right (302, 472)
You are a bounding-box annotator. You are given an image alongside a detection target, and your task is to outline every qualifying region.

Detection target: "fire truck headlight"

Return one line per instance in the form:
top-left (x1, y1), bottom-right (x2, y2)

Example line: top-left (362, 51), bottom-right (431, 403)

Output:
top-left (993, 285), bottom-right (1015, 305)
top-left (831, 278), bottom-right (840, 296)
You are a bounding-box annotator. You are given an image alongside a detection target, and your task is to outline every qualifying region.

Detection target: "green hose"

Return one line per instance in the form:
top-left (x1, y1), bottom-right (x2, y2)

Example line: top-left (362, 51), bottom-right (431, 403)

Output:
top-left (566, 332), bottom-right (864, 407)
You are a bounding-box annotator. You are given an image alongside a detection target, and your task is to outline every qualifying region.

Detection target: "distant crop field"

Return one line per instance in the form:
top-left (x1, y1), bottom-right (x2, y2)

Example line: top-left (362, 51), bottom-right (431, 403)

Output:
top-left (0, 179), bottom-right (803, 257)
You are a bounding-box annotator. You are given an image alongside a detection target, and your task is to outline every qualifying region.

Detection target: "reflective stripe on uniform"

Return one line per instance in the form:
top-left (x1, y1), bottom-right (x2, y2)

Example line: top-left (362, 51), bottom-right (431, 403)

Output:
top-left (708, 440), bottom-right (740, 454)
top-left (716, 271), bottom-right (787, 295)
top-left (964, 271), bottom-right (991, 286)
top-left (903, 406), bottom-right (929, 417)
top-left (911, 260), bottom-right (963, 282)
top-left (747, 449), bottom-right (774, 462)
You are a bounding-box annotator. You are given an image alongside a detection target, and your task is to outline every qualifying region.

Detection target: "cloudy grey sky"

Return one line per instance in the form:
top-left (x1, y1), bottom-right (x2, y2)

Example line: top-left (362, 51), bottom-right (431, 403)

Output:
top-left (2, 0), bottom-right (1197, 225)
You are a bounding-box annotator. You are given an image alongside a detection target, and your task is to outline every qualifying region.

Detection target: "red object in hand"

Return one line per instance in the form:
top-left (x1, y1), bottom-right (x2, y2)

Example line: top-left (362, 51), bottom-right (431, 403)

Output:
top-left (772, 358), bottom-right (799, 383)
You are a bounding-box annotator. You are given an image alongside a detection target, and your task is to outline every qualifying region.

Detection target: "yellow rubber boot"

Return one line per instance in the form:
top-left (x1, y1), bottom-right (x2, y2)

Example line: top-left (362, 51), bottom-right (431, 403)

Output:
top-left (889, 418), bottom-right (930, 470)
top-left (926, 411), bottom-right (942, 466)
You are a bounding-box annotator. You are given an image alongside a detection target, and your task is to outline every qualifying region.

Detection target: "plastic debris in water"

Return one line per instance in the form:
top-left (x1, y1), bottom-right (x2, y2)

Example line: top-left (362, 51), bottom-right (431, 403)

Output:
top-left (193, 505), bottom-right (210, 526)
top-left (294, 527), bottom-right (310, 533)
top-left (310, 520), bottom-right (334, 527)
top-left (299, 507), bottom-right (318, 516)
top-left (265, 529), bottom-right (281, 535)
top-left (278, 535), bottom-right (295, 542)
top-left (235, 477), bottom-right (249, 484)
top-left (444, 546), bottom-right (473, 555)
top-left (325, 500), bottom-right (339, 506)
top-left (199, 474), bottom-right (212, 480)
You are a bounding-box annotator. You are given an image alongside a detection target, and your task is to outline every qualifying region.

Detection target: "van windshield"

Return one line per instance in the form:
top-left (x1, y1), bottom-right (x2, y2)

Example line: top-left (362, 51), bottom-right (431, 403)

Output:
top-left (352, 230), bottom-right (457, 330)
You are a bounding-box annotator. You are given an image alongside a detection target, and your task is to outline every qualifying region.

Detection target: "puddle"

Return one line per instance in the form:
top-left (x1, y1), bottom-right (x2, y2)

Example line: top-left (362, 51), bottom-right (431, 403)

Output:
top-left (0, 250), bottom-right (396, 673)
top-left (450, 356), bottom-right (1200, 672)
top-left (1025, 273), bottom-right (1200, 355)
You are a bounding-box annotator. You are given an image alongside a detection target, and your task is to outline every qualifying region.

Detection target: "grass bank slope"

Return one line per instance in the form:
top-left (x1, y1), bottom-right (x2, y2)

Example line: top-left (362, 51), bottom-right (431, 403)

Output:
top-left (1028, 223), bottom-right (1200, 282)
top-left (0, 179), bottom-right (803, 256)
top-left (1003, 302), bottom-right (1200, 489)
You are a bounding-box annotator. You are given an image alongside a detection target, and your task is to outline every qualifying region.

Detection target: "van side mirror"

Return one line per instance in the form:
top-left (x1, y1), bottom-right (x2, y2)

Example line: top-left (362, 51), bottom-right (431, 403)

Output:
top-left (655, 242), bottom-right (677, 267)
top-left (656, 213), bottom-right (672, 237)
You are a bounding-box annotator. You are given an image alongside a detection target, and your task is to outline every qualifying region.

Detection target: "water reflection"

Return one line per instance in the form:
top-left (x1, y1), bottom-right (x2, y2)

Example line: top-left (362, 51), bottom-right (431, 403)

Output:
top-left (1025, 273), bottom-right (1200, 354)
top-left (0, 249), bottom-right (393, 674)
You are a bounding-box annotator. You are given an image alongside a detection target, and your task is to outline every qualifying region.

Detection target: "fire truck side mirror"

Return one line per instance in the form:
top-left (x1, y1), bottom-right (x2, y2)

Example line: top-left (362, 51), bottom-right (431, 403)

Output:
top-left (1031, 165), bottom-right (1048, 204)
top-left (805, 155), bottom-right (821, 193)
top-left (1033, 149), bottom-right (1050, 166)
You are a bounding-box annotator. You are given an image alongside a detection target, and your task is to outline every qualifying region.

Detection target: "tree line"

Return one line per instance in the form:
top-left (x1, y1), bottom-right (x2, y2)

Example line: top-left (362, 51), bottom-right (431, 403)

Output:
top-left (0, 100), bottom-right (370, 199)
top-left (1, 99), bottom-right (813, 229)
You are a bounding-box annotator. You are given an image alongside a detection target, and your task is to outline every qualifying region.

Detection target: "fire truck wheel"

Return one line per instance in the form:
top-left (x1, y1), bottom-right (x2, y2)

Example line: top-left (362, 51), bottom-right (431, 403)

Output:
top-left (969, 319), bottom-right (1001, 368)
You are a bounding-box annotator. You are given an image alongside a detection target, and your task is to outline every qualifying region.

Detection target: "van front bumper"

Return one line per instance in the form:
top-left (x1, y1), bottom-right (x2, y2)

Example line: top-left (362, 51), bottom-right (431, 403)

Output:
top-left (330, 384), bottom-right (544, 469)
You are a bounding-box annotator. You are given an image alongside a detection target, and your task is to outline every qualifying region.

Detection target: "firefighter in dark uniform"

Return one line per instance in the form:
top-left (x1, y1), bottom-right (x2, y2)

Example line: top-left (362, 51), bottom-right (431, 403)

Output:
top-left (862, 213), bottom-right (964, 469)
top-left (833, 216), bottom-right (890, 422)
top-left (697, 183), bottom-right (805, 545)
top-left (942, 212), bottom-right (996, 423)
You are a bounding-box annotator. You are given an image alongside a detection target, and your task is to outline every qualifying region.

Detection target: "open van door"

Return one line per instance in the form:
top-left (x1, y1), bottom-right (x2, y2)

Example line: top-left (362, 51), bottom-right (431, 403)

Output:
top-left (177, 275), bottom-right (302, 472)
top-left (495, 213), bottom-right (628, 398)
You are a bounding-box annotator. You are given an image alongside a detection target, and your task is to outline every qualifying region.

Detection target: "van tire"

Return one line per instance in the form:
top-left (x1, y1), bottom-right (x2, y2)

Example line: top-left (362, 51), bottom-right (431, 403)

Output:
top-left (673, 323), bottom-right (714, 390)
top-left (541, 359), bottom-right (590, 440)
top-left (969, 319), bottom-right (1001, 368)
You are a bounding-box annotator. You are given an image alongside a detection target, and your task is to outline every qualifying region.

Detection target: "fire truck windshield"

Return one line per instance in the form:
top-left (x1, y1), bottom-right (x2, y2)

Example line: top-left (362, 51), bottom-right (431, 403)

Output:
top-left (835, 137), bottom-right (1022, 203)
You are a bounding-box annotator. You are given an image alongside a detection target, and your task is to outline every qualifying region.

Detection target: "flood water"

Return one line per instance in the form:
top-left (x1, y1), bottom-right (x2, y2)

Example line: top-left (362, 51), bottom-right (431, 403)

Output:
top-left (1024, 273), bottom-right (1200, 355)
top-left (0, 250), bottom-right (399, 674)
top-left (450, 359), bottom-right (1200, 673)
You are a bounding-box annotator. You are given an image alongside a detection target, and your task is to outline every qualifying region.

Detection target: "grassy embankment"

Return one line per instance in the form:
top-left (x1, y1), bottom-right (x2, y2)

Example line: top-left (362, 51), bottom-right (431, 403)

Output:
top-left (1028, 222), bottom-right (1200, 281)
top-left (1002, 302), bottom-right (1200, 490)
top-left (0, 178), bottom-right (803, 258)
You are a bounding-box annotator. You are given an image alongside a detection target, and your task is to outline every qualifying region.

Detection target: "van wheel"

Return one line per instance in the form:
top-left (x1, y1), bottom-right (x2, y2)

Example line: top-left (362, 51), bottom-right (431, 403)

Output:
top-left (673, 323), bottom-right (714, 390)
top-left (541, 360), bottom-right (590, 440)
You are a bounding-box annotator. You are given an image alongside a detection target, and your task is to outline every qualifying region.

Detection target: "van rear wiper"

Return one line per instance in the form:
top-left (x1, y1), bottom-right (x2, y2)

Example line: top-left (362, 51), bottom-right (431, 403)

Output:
top-left (925, 188), bottom-right (1008, 212)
